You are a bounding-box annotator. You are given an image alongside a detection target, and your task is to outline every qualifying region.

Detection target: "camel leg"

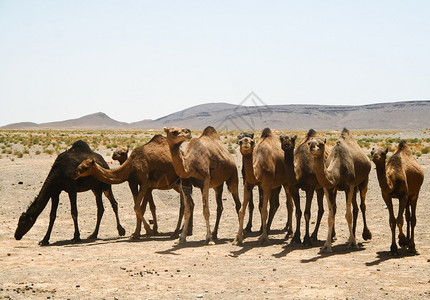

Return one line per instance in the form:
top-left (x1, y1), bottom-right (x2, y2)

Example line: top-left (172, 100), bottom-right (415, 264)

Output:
top-left (68, 191), bottom-right (81, 243)
top-left (303, 187), bottom-right (315, 246)
top-left (40, 194), bottom-right (60, 246)
top-left (212, 185), bottom-right (224, 240)
top-left (359, 181), bottom-right (372, 240)
top-left (408, 194), bottom-right (418, 253)
top-left (201, 180), bottom-right (214, 245)
top-left (233, 182), bottom-right (252, 245)
top-left (244, 184), bottom-right (255, 233)
top-left (177, 182), bottom-right (194, 244)
top-left (282, 186), bottom-right (293, 238)
top-left (129, 182), bottom-right (143, 239)
top-left (383, 194), bottom-right (398, 255)
top-left (397, 195), bottom-right (408, 249)
top-left (103, 187), bottom-right (126, 237)
top-left (267, 186), bottom-right (281, 234)
top-left (289, 186), bottom-right (302, 244)
top-left (172, 189), bottom-right (184, 238)
top-left (321, 188), bottom-right (336, 253)
top-left (258, 187), bottom-right (271, 244)
top-left (226, 172), bottom-right (242, 214)
top-left (405, 200), bottom-right (411, 243)
top-left (351, 189), bottom-right (359, 238)
top-left (311, 188), bottom-right (324, 242)
top-left (131, 184), bottom-right (153, 239)
top-left (142, 189), bottom-right (158, 234)
top-left (345, 187), bottom-right (358, 249)
top-left (88, 189), bottom-right (105, 240)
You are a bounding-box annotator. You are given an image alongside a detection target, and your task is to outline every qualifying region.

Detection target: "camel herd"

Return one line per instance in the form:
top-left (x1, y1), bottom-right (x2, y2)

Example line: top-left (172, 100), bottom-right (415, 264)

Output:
top-left (15, 126), bottom-right (424, 255)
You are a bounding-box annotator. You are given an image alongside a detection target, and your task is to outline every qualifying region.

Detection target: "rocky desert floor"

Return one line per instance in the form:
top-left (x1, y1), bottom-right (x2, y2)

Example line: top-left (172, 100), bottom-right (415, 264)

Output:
top-left (1, 132), bottom-right (430, 299)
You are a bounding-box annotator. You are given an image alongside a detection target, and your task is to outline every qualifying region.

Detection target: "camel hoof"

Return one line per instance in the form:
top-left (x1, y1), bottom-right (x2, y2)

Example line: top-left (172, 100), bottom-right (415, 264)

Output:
top-left (130, 234), bottom-right (140, 240)
top-left (39, 240), bottom-right (50, 246)
top-left (303, 235), bottom-right (313, 247)
top-left (319, 242), bottom-right (332, 253)
top-left (87, 233), bottom-right (97, 240)
top-left (362, 229), bottom-right (372, 241)
top-left (118, 226), bottom-right (126, 236)
top-left (257, 235), bottom-right (270, 245)
top-left (206, 240), bottom-right (215, 245)
top-left (72, 237), bottom-right (82, 243)
top-left (232, 237), bottom-right (243, 246)
top-left (175, 237), bottom-right (187, 245)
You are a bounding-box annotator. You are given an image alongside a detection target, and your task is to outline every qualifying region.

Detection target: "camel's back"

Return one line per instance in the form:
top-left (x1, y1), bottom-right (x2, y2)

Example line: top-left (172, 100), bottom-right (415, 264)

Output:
top-left (253, 134), bottom-right (285, 187)
top-left (341, 129), bottom-right (371, 183)
top-left (397, 143), bottom-right (424, 194)
top-left (131, 135), bottom-right (173, 167)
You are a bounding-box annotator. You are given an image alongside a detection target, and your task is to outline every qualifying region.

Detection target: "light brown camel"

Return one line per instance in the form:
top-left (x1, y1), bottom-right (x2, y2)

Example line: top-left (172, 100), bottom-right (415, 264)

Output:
top-left (236, 132), bottom-right (282, 234)
top-left (111, 147), bottom-right (161, 236)
top-left (308, 128), bottom-right (372, 252)
top-left (371, 141), bottom-right (424, 255)
top-left (164, 126), bottom-right (241, 245)
top-left (279, 129), bottom-right (326, 245)
top-left (73, 135), bottom-right (186, 239)
top-left (234, 128), bottom-right (293, 245)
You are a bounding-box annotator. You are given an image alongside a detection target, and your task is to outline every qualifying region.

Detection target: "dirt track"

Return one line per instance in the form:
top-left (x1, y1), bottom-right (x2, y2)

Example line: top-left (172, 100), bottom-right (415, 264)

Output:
top-left (1, 145), bottom-right (430, 299)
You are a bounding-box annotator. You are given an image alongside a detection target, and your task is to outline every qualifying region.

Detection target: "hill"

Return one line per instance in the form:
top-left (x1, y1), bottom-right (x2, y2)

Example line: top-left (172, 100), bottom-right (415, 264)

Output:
top-left (2, 101), bottom-right (430, 130)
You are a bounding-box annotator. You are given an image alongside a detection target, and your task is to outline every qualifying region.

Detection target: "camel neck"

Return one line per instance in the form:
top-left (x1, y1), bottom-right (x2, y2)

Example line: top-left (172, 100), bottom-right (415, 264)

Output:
top-left (313, 154), bottom-right (336, 189)
top-left (91, 162), bottom-right (131, 185)
top-left (374, 161), bottom-right (392, 193)
top-left (283, 149), bottom-right (297, 184)
top-left (242, 152), bottom-right (258, 184)
top-left (169, 143), bottom-right (189, 178)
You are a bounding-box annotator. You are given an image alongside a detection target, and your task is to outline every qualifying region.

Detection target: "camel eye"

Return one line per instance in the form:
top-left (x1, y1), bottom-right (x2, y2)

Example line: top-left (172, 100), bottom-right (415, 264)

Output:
top-left (173, 131), bottom-right (179, 136)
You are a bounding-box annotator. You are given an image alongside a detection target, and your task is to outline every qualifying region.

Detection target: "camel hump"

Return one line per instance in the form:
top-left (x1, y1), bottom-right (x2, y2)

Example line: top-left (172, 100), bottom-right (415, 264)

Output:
top-left (397, 140), bottom-right (412, 155)
top-left (149, 134), bottom-right (167, 145)
top-left (261, 128), bottom-right (272, 138)
top-left (306, 129), bottom-right (317, 139)
top-left (70, 140), bottom-right (92, 153)
top-left (201, 126), bottom-right (220, 138)
top-left (340, 128), bottom-right (351, 139)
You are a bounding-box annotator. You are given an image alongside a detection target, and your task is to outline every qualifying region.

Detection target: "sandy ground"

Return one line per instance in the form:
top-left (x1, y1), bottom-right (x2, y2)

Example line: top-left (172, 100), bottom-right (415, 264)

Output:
top-left (1, 142), bottom-right (430, 299)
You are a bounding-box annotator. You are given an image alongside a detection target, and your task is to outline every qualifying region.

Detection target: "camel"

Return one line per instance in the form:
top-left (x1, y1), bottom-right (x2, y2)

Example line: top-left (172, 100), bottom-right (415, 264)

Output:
top-left (14, 140), bottom-right (126, 245)
top-left (234, 128), bottom-right (294, 245)
top-left (236, 132), bottom-right (282, 234)
top-left (73, 135), bottom-right (186, 239)
top-left (308, 128), bottom-right (372, 252)
top-left (279, 129), bottom-right (326, 245)
top-left (371, 142), bottom-right (424, 255)
top-left (163, 126), bottom-right (241, 244)
top-left (111, 147), bottom-right (160, 235)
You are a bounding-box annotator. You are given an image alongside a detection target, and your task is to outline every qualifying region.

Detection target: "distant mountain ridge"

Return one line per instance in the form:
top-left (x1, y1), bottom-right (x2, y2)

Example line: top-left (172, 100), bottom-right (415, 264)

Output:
top-left (2, 101), bottom-right (430, 130)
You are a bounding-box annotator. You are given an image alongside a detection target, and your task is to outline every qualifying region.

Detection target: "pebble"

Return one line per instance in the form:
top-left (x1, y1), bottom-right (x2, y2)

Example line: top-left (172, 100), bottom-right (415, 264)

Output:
top-left (196, 295), bottom-right (203, 298)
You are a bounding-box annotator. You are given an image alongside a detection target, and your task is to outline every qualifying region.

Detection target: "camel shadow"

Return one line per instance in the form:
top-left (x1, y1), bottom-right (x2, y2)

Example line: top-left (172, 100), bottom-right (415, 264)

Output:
top-left (365, 249), bottom-right (419, 266)
top-left (229, 237), bottom-right (286, 257)
top-left (300, 242), bottom-right (366, 263)
top-left (272, 239), bottom-right (325, 258)
top-left (155, 238), bottom-right (232, 255)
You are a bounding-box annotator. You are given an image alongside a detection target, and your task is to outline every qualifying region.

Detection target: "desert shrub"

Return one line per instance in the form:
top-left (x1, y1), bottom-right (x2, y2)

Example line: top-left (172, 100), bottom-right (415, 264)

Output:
top-left (421, 147), bottom-right (430, 154)
top-left (35, 150), bottom-right (41, 155)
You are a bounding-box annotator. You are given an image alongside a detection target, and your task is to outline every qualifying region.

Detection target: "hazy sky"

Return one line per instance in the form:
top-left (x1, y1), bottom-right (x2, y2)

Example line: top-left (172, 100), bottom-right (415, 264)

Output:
top-left (1, 1), bottom-right (429, 126)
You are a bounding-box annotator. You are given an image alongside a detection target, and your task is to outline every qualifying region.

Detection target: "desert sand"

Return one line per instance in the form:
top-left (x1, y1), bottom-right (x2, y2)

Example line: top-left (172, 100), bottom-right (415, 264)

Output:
top-left (1, 141), bottom-right (429, 299)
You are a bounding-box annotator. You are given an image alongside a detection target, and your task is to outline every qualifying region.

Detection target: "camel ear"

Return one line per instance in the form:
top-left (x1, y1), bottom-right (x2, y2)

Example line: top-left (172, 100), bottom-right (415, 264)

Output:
top-left (324, 138), bottom-right (327, 144)
top-left (279, 136), bottom-right (284, 142)
top-left (384, 148), bottom-right (389, 155)
top-left (251, 133), bottom-right (254, 139)
top-left (293, 135), bottom-right (297, 141)
top-left (163, 127), bottom-right (169, 133)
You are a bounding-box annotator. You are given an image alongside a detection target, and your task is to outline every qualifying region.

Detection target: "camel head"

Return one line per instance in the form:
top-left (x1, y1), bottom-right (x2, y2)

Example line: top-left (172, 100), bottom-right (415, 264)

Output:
top-left (164, 127), bottom-right (192, 145)
top-left (308, 137), bottom-right (326, 158)
top-left (72, 158), bottom-right (96, 179)
top-left (112, 147), bottom-right (128, 164)
top-left (370, 147), bottom-right (388, 164)
top-left (279, 134), bottom-right (297, 153)
top-left (15, 211), bottom-right (36, 240)
top-left (237, 132), bottom-right (255, 155)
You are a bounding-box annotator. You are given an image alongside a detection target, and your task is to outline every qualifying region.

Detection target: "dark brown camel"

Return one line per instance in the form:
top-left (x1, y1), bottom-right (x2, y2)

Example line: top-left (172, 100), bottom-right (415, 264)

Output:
top-left (371, 141), bottom-right (424, 255)
top-left (279, 129), bottom-right (326, 245)
top-left (14, 140), bottom-right (126, 245)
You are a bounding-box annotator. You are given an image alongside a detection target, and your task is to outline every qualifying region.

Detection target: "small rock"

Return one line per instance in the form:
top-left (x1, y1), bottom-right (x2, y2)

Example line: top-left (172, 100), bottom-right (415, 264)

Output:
top-left (75, 285), bottom-right (80, 288)
top-left (196, 295), bottom-right (203, 298)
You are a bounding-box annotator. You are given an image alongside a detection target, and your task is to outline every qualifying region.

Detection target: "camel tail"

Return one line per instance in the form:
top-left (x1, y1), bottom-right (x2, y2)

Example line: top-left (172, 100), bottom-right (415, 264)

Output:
top-left (261, 128), bottom-right (272, 138)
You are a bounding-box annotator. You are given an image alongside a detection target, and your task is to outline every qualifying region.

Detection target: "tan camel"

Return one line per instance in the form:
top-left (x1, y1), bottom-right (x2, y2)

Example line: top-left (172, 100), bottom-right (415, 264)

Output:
top-left (308, 128), bottom-right (372, 252)
top-left (163, 126), bottom-right (241, 245)
top-left (234, 128), bottom-right (293, 245)
top-left (73, 135), bottom-right (185, 239)
top-left (111, 147), bottom-right (162, 236)
top-left (236, 132), bottom-right (282, 234)
top-left (371, 141), bottom-right (424, 254)
top-left (279, 129), bottom-right (326, 245)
